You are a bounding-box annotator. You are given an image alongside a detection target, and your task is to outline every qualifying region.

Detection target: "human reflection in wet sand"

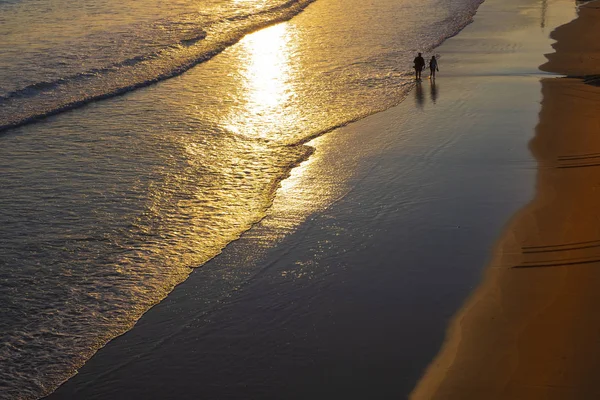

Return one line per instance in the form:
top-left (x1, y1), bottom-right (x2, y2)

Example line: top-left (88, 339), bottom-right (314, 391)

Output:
top-left (415, 82), bottom-right (425, 108)
top-left (415, 80), bottom-right (439, 108)
top-left (430, 79), bottom-right (438, 104)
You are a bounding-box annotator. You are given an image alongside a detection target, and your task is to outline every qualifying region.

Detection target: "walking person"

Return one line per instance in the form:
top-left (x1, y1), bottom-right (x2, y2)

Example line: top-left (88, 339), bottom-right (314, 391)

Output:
top-left (413, 52), bottom-right (425, 81)
top-left (429, 55), bottom-right (439, 79)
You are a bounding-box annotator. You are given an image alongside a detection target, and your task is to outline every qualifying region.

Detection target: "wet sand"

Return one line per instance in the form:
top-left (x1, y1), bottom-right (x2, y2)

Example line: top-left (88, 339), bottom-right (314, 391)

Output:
top-left (46, 0), bottom-right (586, 398)
top-left (412, 2), bottom-right (600, 399)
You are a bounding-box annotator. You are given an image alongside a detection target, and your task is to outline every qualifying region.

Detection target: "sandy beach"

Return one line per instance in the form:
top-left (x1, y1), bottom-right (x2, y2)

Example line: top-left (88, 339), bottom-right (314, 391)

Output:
top-left (38, 0), bottom-right (600, 398)
top-left (412, 2), bottom-right (600, 398)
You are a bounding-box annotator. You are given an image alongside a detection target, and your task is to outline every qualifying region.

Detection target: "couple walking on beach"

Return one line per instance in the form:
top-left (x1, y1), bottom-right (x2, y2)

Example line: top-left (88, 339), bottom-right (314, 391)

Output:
top-left (413, 52), bottom-right (438, 81)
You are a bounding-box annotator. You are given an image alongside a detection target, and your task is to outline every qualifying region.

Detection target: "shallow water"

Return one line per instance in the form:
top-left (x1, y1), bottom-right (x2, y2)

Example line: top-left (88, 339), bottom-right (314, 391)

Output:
top-left (0, 0), bottom-right (483, 398)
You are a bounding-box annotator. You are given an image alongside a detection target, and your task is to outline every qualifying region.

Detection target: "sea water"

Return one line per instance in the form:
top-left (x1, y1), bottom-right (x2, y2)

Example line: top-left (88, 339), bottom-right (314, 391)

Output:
top-left (0, 0), bottom-right (482, 398)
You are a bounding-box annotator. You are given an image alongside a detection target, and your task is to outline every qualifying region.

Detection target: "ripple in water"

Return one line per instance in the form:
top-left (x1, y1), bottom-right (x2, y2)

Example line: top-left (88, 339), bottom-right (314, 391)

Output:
top-left (0, 0), bottom-right (483, 398)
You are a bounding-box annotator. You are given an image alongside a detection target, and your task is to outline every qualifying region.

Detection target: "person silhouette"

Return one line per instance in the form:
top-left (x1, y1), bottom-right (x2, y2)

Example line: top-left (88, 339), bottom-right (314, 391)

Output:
top-left (429, 56), bottom-right (439, 79)
top-left (413, 53), bottom-right (425, 81)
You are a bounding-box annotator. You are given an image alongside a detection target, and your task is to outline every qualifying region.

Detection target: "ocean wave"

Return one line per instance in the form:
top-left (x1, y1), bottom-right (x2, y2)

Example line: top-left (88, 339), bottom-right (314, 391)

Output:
top-left (0, 0), bottom-right (316, 134)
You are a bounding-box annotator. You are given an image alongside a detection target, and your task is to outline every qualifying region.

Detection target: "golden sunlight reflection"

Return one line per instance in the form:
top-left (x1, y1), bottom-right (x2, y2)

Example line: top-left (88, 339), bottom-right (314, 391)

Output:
top-left (224, 23), bottom-right (299, 140)
top-left (232, 0), bottom-right (269, 5)
top-left (263, 135), bottom-right (341, 233)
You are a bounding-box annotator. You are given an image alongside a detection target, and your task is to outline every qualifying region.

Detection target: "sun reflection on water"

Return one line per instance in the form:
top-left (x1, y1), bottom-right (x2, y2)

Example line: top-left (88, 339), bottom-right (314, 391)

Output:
top-left (225, 23), bottom-right (298, 141)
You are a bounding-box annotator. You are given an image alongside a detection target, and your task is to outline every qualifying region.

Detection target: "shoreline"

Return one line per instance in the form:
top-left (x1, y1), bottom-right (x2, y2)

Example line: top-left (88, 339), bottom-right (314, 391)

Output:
top-left (412, 1), bottom-right (600, 398)
top-left (4, 0), bottom-right (489, 397)
top-left (45, 0), bottom-right (585, 397)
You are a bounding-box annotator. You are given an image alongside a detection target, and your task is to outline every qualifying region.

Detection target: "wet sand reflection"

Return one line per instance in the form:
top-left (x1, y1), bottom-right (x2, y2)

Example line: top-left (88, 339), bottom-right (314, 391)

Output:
top-left (411, 76), bottom-right (600, 399)
top-left (414, 79), bottom-right (439, 108)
